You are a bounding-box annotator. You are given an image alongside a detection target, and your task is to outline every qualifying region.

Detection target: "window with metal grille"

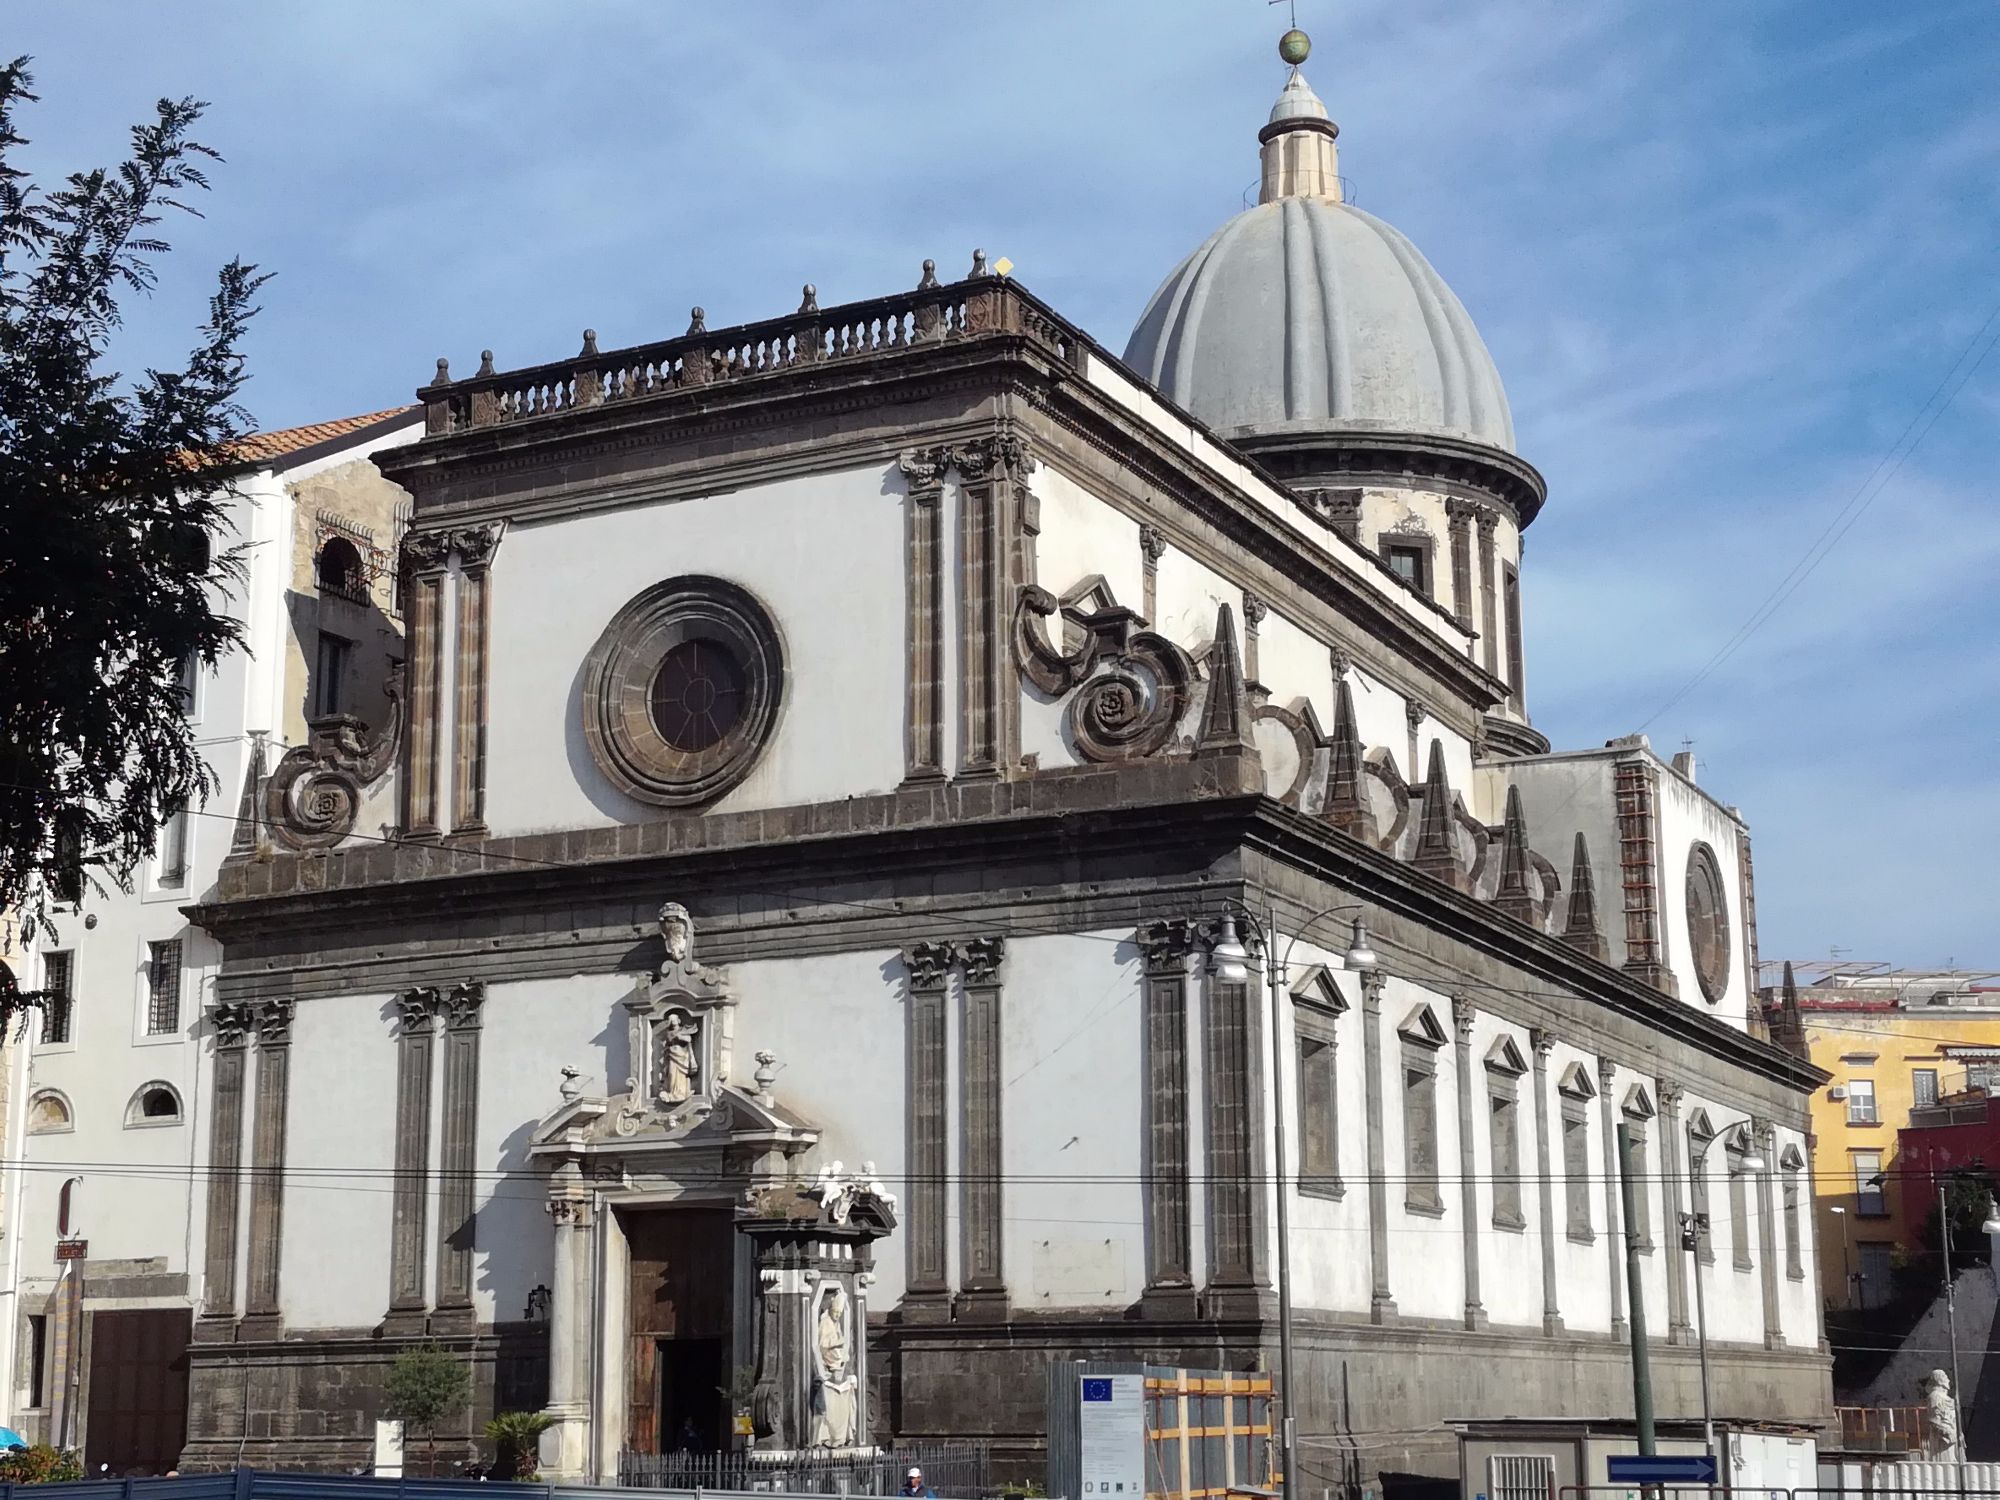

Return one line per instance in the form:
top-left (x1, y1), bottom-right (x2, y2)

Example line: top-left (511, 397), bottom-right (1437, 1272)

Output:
top-left (40, 952), bottom-right (73, 1045)
top-left (1913, 1068), bottom-right (1939, 1108)
top-left (146, 940), bottom-right (182, 1035)
top-left (1489, 1453), bottom-right (1554, 1500)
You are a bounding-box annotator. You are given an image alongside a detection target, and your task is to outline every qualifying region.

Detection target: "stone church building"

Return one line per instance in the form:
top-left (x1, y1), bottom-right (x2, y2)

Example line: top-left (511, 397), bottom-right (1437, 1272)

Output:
top-left (181, 43), bottom-right (1830, 1483)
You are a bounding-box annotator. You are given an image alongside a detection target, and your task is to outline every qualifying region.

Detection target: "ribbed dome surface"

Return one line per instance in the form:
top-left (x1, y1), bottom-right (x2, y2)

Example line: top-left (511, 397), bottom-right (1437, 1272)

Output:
top-left (1124, 196), bottom-right (1515, 453)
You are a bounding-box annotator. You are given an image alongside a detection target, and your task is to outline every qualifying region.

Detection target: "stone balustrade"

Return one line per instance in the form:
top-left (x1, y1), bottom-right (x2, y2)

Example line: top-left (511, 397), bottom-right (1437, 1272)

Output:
top-left (416, 255), bottom-right (1084, 438)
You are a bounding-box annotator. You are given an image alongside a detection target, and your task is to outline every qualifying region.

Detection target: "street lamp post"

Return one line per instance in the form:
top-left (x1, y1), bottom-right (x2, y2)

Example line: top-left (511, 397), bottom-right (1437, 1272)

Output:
top-left (1828, 1205), bottom-right (1854, 1308)
top-left (1679, 1126), bottom-right (1766, 1466)
top-left (1210, 902), bottom-right (1378, 1500)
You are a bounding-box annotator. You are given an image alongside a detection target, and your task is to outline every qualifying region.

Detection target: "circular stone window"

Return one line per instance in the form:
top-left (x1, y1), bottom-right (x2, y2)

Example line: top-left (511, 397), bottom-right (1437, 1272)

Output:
top-left (1684, 842), bottom-right (1732, 1004)
top-left (581, 576), bottom-right (784, 807)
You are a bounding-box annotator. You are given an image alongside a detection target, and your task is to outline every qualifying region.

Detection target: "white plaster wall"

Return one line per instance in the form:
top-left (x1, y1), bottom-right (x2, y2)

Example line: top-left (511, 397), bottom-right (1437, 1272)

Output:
top-left (1000, 931), bottom-right (1147, 1311)
top-left (1033, 468), bottom-right (1144, 608)
top-left (480, 463), bottom-right (906, 838)
top-left (1776, 1125), bottom-right (1819, 1349)
top-left (1599, 1064), bottom-right (1673, 1353)
top-left (1675, 1086), bottom-right (1769, 1345)
top-left (1377, 975), bottom-right (1464, 1323)
top-left (1472, 1015), bottom-right (1541, 1331)
top-left (1656, 768), bottom-right (1752, 1030)
top-left (471, 973), bottom-right (633, 1323)
top-left (1277, 941), bottom-right (1371, 1316)
top-left (280, 991), bottom-right (398, 1330)
top-left (730, 948), bottom-right (912, 1298)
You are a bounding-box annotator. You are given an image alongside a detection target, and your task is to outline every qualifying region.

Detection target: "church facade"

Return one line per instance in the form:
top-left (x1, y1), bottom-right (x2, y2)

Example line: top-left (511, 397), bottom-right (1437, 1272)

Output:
top-left (180, 49), bottom-right (1828, 1483)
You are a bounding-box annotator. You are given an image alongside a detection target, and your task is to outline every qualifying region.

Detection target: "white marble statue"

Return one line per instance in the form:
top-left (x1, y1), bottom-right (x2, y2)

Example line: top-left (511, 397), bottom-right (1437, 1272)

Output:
top-left (657, 1012), bottom-right (698, 1105)
top-left (809, 1285), bottom-right (858, 1448)
top-left (1923, 1368), bottom-right (1963, 1460)
top-left (658, 901), bottom-right (694, 969)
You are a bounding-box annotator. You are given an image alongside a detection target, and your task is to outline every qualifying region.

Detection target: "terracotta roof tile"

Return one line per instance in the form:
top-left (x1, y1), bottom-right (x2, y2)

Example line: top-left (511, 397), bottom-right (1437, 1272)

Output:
top-left (235, 407), bottom-right (419, 464)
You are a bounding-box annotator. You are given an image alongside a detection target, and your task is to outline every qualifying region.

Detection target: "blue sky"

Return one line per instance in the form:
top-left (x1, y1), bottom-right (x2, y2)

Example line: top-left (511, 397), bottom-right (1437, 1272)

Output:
top-left (16, 2), bottom-right (1998, 970)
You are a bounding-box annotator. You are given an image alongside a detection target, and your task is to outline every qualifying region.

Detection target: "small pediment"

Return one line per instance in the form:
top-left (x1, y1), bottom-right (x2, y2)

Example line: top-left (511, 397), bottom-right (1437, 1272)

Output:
top-left (1290, 965), bottom-right (1348, 1016)
top-left (1685, 1106), bottom-right (1716, 1140)
top-left (1398, 1003), bottom-right (1447, 1050)
top-left (1622, 1083), bottom-right (1656, 1120)
top-left (1557, 1062), bottom-right (1598, 1100)
top-left (1780, 1142), bottom-right (1806, 1171)
top-left (1485, 1036), bottom-right (1529, 1077)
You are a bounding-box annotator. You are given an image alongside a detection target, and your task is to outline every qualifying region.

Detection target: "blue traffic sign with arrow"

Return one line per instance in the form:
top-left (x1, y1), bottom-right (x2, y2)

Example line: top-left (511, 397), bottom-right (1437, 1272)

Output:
top-left (1606, 1455), bottom-right (1719, 1484)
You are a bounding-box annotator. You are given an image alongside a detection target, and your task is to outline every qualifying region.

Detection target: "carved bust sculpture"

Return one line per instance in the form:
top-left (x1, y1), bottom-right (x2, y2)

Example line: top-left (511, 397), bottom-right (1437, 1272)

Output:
top-left (658, 901), bottom-right (695, 969)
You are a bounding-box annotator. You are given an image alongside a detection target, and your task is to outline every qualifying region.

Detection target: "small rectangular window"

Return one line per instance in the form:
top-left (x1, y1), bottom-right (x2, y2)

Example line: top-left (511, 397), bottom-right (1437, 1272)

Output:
top-left (175, 653), bottom-right (200, 716)
top-left (1385, 544), bottom-right (1428, 594)
top-left (1624, 1121), bottom-right (1653, 1249)
top-left (40, 952), bottom-right (73, 1046)
top-left (1562, 1105), bottom-right (1593, 1240)
top-left (1854, 1150), bottom-right (1886, 1216)
top-left (1296, 1022), bottom-right (1340, 1192)
top-left (146, 939), bottom-right (183, 1036)
top-left (27, 1313), bottom-right (46, 1408)
top-left (158, 802), bottom-right (190, 887)
top-left (1847, 1079), bottom-right (1878, 1125)
top-left (1402, 1051), bottom-right (1441, 1212)
top-left (1728, 1148), bottom-right (1753, 1270)
top-left (1688, 1130), bottom-right (1715, 1261)
top-left (1489, 1454), bottom-right (1555, 1500)
top-left (1490, 1091), bottom-right (1523, 1226)
top-left (314, 633), bottom-right (352, 718)
top-left (1502, 562), bottom-right (1525, 700)
top-left (1913, 1069), bottom-right (1939, 1108)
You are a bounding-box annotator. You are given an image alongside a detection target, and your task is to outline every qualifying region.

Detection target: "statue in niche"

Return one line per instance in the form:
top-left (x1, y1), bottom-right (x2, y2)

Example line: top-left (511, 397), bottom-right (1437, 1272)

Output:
top-left (1923, 1369), bottom-right (1962, 1459)
top-left (656, 1010), bottom-right (699, 1106)
top-left (809, 1284), bottom-right (858, 1448)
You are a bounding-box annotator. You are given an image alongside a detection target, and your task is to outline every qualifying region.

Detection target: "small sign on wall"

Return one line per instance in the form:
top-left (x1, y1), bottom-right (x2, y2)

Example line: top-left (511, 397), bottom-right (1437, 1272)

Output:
top-left (53, 1239), bottom-right (86, 1262)
top-left (1079, 1375), bottom-right (1145, 1497)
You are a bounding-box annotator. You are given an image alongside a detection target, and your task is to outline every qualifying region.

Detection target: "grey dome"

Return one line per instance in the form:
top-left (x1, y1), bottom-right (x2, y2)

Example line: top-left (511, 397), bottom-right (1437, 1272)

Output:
top-left (1124, 196), bottom-right (1515, 453)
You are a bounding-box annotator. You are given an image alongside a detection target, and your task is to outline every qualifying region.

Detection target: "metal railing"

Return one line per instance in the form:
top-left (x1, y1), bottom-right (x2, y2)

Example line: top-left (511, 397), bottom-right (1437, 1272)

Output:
top-left (616, 1442), bottom-right (988, 1496)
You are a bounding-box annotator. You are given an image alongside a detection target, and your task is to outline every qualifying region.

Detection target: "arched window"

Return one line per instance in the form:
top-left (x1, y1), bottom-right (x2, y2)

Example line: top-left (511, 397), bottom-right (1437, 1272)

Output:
top-left (125, 1082), bottom-right (184, 1127)
top-left (27, 1091), bottom-right (72, 1135)
top-left (316, 536), bottom-right (367, 601)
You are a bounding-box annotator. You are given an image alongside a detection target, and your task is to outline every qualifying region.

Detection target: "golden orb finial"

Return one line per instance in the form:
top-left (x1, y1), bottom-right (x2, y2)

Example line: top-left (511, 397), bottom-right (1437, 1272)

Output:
top-left (1279, 27), bottom-right (1311, 66)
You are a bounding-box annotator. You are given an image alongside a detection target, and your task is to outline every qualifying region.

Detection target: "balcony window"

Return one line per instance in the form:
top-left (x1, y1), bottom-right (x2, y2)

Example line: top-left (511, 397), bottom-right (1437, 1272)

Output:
top-left (1854, 1150), bottom-right (1887, 1217)
top-left (1847, 1078), bottom-right (1878, 1125)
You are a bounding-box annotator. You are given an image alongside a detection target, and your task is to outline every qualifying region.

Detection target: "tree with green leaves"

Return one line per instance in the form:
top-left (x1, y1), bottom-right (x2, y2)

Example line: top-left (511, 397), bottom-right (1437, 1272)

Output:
top-left (484, 1410), bottom-right (555, 1481)
top-left (383, 1344), bottom-right (472, 1475)
top-left (0, 56), bottom-right (265, 1002)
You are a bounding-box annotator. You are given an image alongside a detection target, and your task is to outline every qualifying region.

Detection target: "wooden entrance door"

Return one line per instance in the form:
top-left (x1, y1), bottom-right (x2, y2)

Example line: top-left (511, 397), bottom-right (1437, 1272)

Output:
top-left (84, 1308), bottom-right (191, 1474)
top-left (624, 1206), bottom-right (733, 1454)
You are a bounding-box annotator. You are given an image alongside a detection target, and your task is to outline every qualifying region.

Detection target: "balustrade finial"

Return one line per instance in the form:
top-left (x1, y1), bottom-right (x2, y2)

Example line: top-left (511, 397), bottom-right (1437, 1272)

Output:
top-left (970, 248), bottom-right (989, 279)
top-left (798, 284), bottom-right (819, 315)
top-left (476, 349), bottom-right (495, 378)
top-left (579, 328), bottom-right (599, 357)
top-left (433, 357), bottom-right (450, 384)
top-left (687, 307), bottom-right (707, 336)
top-left (918, 258), bottom-right (939, 290)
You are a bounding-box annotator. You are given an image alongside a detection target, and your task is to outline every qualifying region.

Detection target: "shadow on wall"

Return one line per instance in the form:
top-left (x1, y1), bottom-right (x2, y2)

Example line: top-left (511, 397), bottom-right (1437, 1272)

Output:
top-left (289, 583), bottom-right (400, 734)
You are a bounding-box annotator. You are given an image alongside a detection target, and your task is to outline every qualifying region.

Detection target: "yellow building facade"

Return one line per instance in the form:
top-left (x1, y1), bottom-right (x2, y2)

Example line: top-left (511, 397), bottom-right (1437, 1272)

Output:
top-left (1768, 965), bottom-right (2000, 1310)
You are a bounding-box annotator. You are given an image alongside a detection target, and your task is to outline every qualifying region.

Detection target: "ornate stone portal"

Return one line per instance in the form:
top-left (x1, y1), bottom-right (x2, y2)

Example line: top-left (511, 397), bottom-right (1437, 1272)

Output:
top-left (618, 901), bottom-right (737, 1131)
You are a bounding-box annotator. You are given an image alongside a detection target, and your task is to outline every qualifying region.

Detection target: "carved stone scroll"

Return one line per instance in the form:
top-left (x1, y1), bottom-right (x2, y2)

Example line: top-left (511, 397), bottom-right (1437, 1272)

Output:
top-left (264, 666), bottom-right (403, 851)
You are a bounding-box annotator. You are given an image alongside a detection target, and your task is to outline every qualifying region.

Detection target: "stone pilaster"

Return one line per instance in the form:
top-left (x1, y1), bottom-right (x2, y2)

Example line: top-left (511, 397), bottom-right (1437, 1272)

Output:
top-left (953, 439), bottom-right (1014, 781)
top-left (433, 980), bottom-right (485, 1332)
top-left (1451, 996), bottom-right (1486, 1330)
top-left (1476, 511), bottom-right (1499, 677)
top-left (1138, 920), bottom-right (1198, 1317)
top-left (1241, 590), bottom-right (1267, 687)
top-left (240, 998), bottom-right (294, 1339)
top-left (1360, 970), bottom-right (1396, 1324)
top-left (198, 1002), bottom-right (255, 1333)
top-left (899, 448), bottom-right (948, 784)
top-left (1202, 942), bottom-right (1270, 1315)
top-left (957, 938), bottom-right (1008, 1321)
top-left (1615, 759), bottom-right (1678, 996)
top-left (1446, 499), bottom-right (1476, 634)
top-left (1140, 525), bottom-right (1166, 621)
top-left (1755, 1118), bottom-right (1782, 1348)
top-left (1530, 1027), bottom-right (1562, 1335)
top-left (901, 941), bottom-right (956, 1320)
top-left (1657, 1079), bottom-right (1692, 1341)
top-left (1598, 1057), bottom-right (1627, 1338)
top-left (400, 534), bottom-right (449, 837)
top-left (449, 529), bottom-right (500, 833)
top-left (542, 1186), bottom-right (593, 1479)
top-left (384, 986), bottom-right (437, 1335)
